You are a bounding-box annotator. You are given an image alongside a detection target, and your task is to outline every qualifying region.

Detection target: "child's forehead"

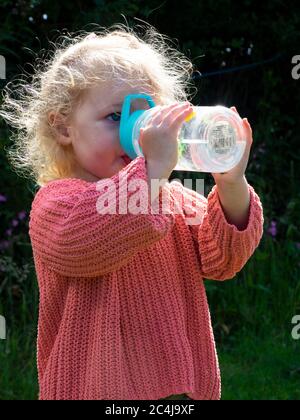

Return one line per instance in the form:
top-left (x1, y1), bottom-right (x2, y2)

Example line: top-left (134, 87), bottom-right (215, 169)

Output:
top-left (83, 82), bottom-right (156, 110)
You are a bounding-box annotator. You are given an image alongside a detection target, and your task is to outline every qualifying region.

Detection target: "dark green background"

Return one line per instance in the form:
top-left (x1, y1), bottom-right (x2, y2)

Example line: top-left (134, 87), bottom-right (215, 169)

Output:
top-left (0, 0), bottom-right (299, 400)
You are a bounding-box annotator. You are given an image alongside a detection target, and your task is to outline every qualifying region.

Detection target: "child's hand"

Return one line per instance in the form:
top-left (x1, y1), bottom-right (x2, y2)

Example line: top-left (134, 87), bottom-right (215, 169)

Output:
top-left (139, 102), bottom-right (193, 173)
top-left (211, 106), bottom-right (253, 185)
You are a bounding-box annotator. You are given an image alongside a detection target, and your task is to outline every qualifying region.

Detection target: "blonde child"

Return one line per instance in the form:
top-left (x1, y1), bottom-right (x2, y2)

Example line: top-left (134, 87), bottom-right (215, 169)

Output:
top-left (0, 23), bottom-right (264, 400)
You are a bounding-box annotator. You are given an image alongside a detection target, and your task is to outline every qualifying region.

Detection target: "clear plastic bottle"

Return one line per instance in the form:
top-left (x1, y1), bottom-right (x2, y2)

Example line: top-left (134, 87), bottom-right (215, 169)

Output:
top-left (120, 94), bottom-right (247, 173)
top-left (175, 105), bottom-right (247, 172)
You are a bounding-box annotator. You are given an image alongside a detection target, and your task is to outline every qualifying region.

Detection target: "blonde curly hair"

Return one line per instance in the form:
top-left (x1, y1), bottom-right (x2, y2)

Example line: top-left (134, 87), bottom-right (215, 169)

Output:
top-left (0, 22), bottom-right (197, 187)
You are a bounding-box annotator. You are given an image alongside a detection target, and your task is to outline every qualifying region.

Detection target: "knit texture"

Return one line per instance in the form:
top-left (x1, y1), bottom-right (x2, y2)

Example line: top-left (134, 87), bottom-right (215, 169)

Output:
top-left (29, 156), bottom-right (264, 400)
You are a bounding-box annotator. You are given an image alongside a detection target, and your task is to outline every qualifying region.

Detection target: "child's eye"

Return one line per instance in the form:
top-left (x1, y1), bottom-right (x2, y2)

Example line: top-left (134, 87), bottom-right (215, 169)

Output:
top-left (106, 112), bottom-right (121, 122)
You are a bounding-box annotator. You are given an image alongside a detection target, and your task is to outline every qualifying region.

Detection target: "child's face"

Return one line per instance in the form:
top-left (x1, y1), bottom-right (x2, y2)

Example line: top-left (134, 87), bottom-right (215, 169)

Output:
top-left (64, 82), bottom-right (153, 182)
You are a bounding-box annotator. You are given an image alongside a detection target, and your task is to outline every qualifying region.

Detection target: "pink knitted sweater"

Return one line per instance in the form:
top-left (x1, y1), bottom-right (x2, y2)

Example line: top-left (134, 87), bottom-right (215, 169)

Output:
top-left (29, 157), bottom-right (264, 400)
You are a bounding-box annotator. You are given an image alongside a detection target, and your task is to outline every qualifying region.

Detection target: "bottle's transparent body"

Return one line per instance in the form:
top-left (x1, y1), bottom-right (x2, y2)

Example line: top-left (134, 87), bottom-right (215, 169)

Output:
top-left (131, 105), bottom-right (247, 173)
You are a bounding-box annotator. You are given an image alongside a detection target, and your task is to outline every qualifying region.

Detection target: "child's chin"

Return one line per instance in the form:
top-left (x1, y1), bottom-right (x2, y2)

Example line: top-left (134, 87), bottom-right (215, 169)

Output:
top-left (122, 155), bottom-right (132, 165)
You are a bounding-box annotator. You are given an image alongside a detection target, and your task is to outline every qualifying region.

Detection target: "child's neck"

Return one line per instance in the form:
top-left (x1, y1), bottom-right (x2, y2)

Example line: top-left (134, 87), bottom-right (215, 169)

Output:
top-left (70, 167), bottom-right (100, 183)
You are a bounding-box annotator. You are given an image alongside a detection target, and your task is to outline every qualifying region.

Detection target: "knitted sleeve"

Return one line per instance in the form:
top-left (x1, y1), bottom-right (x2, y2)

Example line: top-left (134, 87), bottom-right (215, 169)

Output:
top-left (29, 157), bottom-right (175, 278)
top-left (170, 180), bottom-right (264, 281)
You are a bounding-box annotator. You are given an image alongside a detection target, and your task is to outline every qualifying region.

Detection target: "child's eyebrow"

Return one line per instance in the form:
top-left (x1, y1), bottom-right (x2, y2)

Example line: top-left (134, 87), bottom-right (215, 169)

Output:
top-left (99, 99), bottom-right (149, 113)
top-left (99, 103), bottom-right (123, 112)
top-left (111, 103), bottom-right (123, 108)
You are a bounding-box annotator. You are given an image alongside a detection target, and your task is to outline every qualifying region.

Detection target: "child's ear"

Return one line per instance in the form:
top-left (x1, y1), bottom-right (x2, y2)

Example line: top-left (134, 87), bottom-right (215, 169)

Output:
top-left (48, 111), bottom-right (72, 146)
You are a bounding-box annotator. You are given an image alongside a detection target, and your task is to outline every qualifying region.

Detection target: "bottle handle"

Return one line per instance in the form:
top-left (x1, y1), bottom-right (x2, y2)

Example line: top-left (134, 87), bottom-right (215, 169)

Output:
top-left (121, 93), bottom-right (156, 122)
top-left (120, 94), bottom-right (156, 159)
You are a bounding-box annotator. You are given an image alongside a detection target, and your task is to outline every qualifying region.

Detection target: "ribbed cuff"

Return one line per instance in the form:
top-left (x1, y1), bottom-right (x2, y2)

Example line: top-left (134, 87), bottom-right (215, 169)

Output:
top-left (206, 183), bottom-right (264, 238)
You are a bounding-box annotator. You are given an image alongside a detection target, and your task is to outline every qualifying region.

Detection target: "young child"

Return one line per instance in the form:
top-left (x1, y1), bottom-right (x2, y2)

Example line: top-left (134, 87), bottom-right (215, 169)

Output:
top-left (0, 23), bottom-right (264, 400)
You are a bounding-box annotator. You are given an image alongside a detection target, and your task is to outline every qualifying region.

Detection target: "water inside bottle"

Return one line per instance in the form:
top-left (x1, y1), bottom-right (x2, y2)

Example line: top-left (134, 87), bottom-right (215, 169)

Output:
top-left (175, 112), bottom-right (246, 172)
top-left (175, 140), bottom-right (246, 172)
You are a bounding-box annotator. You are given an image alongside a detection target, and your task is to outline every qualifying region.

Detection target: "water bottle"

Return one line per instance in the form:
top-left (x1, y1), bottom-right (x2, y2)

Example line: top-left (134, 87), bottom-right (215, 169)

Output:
top-left (120, 93), bottom-right (247, 173)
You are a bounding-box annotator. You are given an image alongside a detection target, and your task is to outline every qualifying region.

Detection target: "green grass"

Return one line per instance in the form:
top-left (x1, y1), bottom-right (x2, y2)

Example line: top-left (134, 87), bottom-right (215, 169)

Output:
top-left (219, 331), bottom-right (300, 400)
top-left (0, 262), bottom-right (39, 400)
top-left (1, 326), bottom-right (299, 400)
top-left (0, 235), bottom-right (299, 400)
top-left (0, 325), bottom-right (38, 400)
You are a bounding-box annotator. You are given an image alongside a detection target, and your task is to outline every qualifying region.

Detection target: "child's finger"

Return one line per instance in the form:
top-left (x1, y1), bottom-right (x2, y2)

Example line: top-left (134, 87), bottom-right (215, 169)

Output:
top-left (243, 118), bottom-right (252, 132)
top-left (243, 118), bottom-right (252, 131)
top-left (169, 106), bottom-right (194, 129)
top-left (164, 102), bottom-right (191, 118)
top-left (151, 102), bottom-right (185, 124)
top-left (243, 118), bottom-right (253, 145)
